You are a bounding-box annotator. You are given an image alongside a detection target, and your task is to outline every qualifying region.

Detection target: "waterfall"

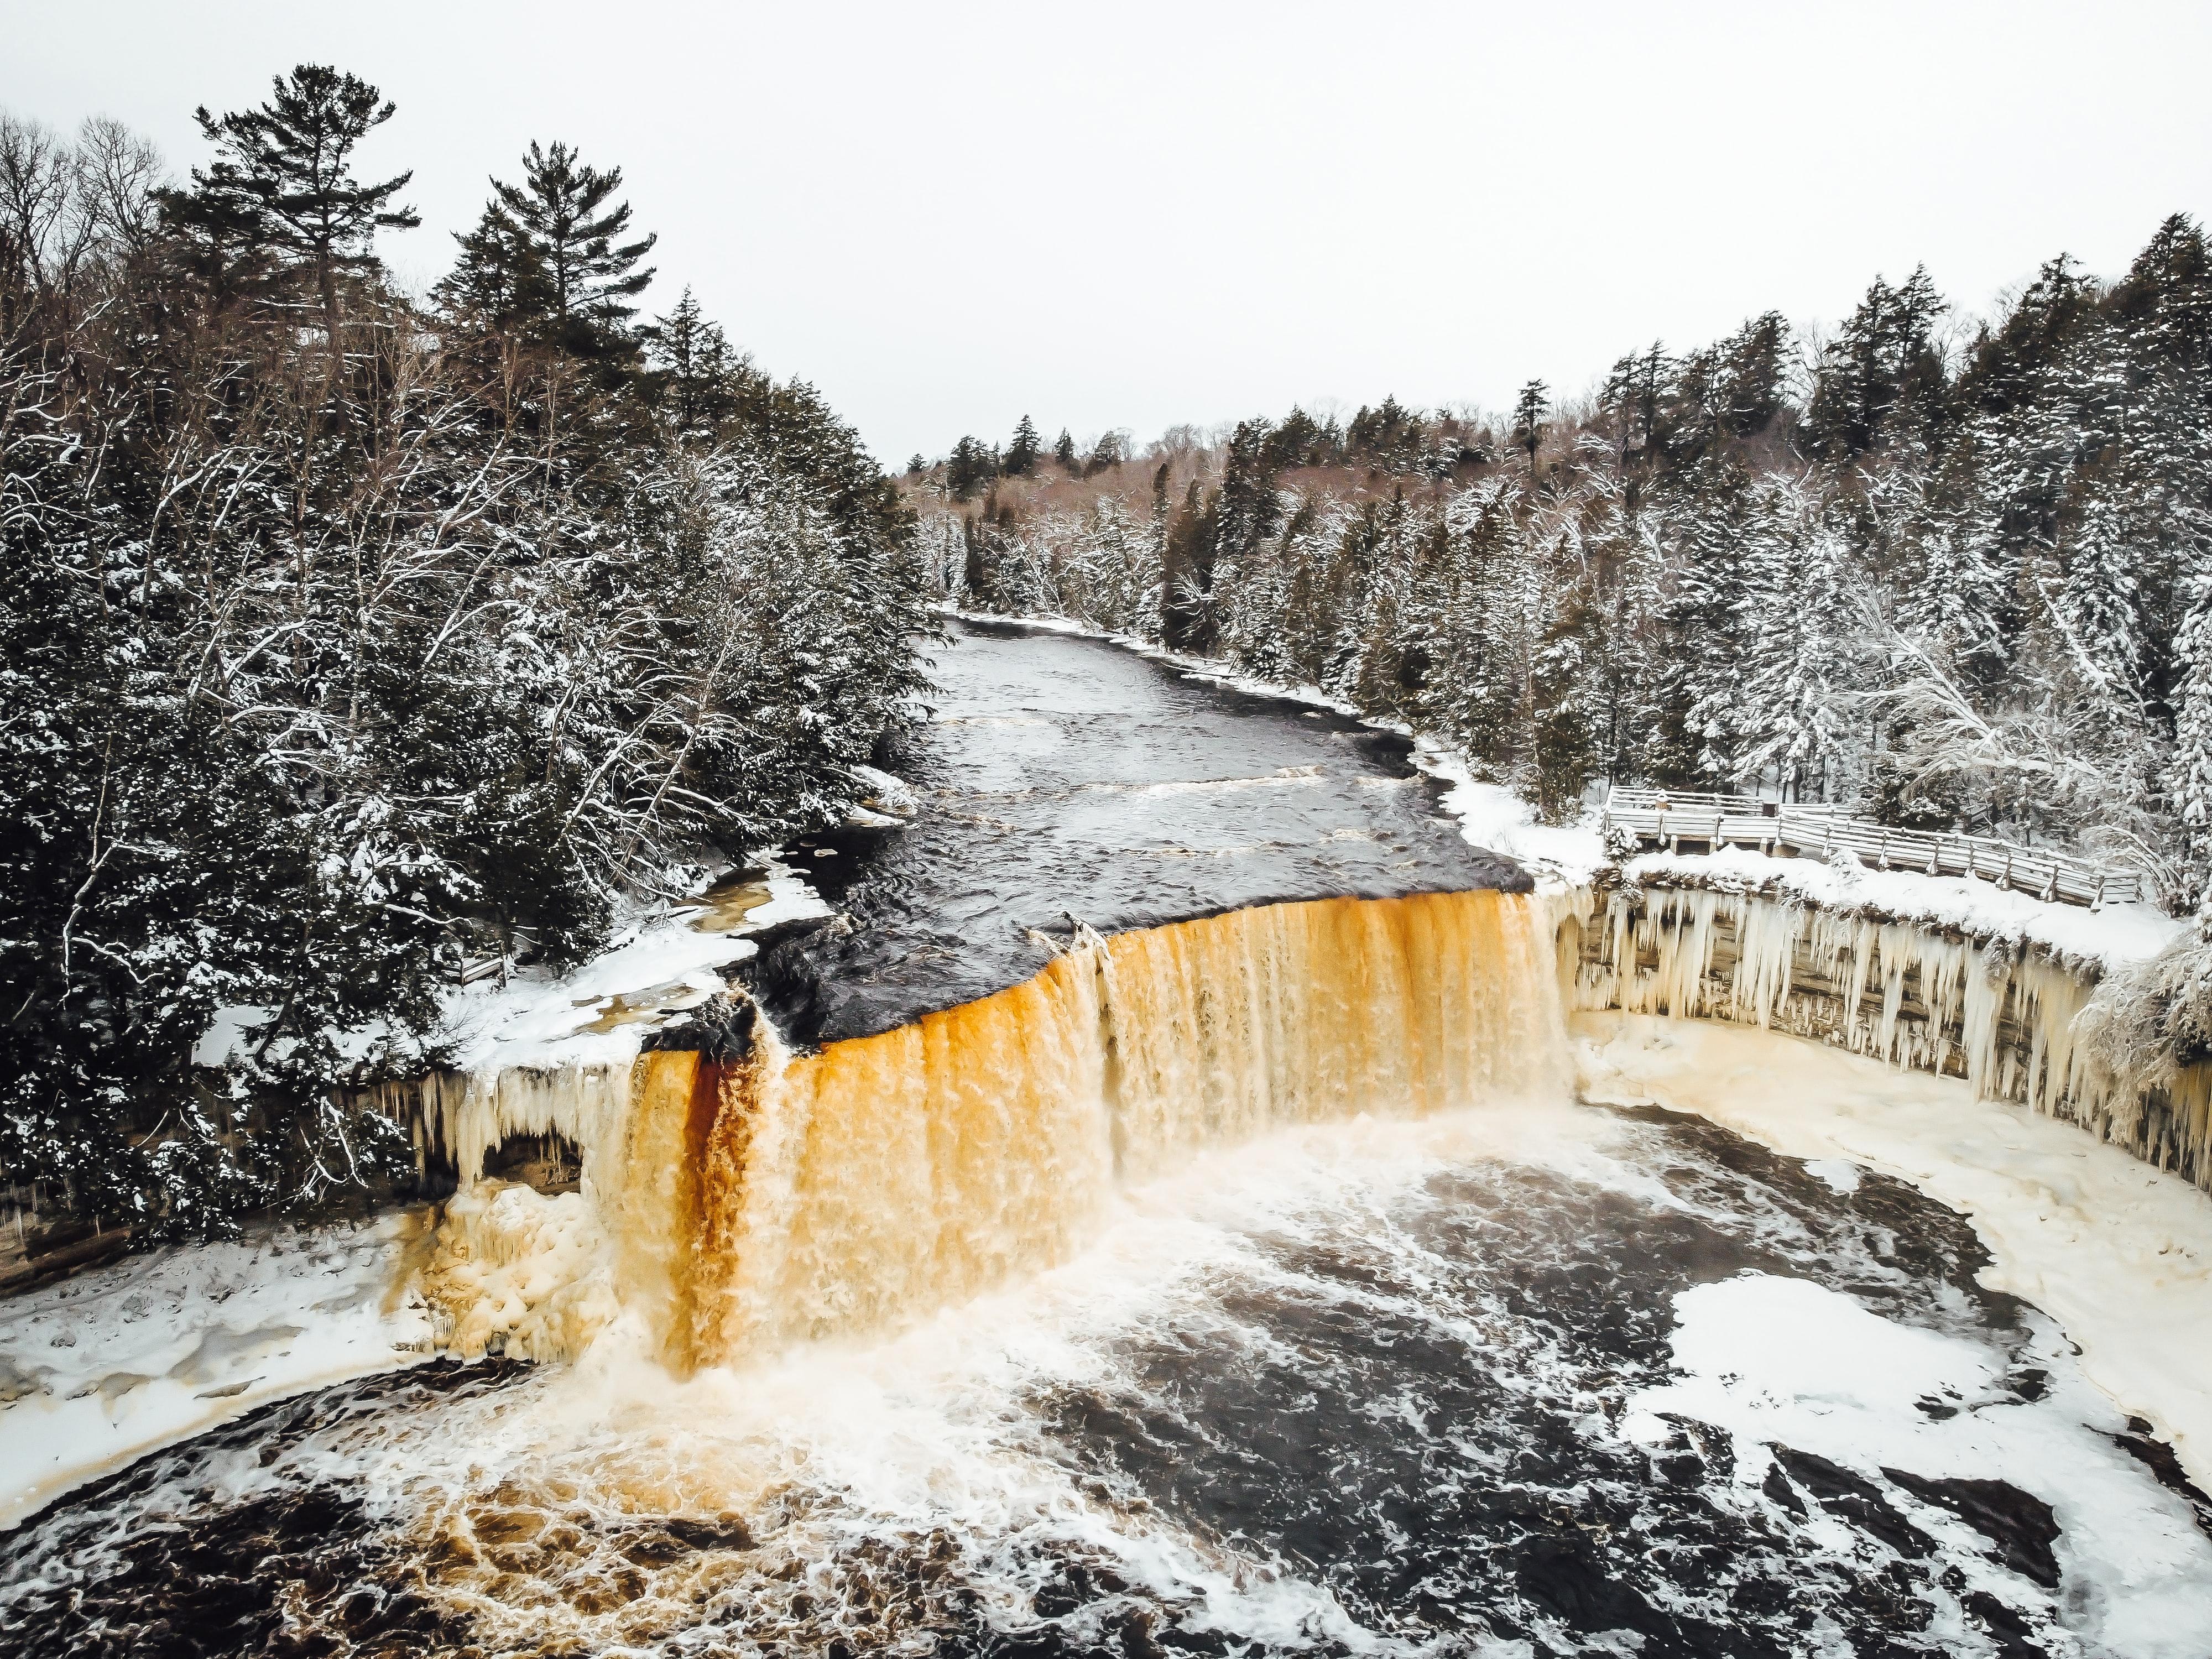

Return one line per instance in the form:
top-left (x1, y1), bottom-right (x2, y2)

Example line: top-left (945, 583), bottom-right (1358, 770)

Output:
top-left (420, 890), bottom-right (1567, 1368)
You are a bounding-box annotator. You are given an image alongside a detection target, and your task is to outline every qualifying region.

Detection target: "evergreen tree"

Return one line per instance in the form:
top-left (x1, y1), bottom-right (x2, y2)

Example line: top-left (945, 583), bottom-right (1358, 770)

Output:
top-left (947, 435), bottom-right (996, 500)
top-left (1217, 416), bottom-right (1281, 555)
top-left (1004, 414), bottom-right (1042, 477)
top-left (1530, 590), bottom-right (1601, 821)
top-left (178, 65), bottom-right (417, 371)
top-left (1716, 311), bottom-right (1791, 437)
top-left (1804, 267), bottom-right (1949, 458)
top-left (487, 139), bottom-right (656, 358)
top-left (1740, 486), bottom-right (1858, 800)
top-left (439, 199), bottom-right (549, 335)
top-left (646, 285), bottom-right (733, 439)
top-left (1053, 428), bottom-right (1078, 471)
top-left (2168, 582), bottom-right (2212, 914)
top-left (1512, 380), bottom-right (1549, 469)
top-left (1085, 430), bottom-right (1126, 475)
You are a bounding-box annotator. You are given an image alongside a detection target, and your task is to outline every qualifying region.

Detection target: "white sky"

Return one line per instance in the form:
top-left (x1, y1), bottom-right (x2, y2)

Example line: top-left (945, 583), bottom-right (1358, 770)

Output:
top-left (4, 1), bottom-right (2208, 467)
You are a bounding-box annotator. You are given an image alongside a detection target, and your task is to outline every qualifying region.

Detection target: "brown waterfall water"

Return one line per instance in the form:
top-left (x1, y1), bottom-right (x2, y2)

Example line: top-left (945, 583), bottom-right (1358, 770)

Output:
top-left (630, 890), bottom-right (1562, 1371)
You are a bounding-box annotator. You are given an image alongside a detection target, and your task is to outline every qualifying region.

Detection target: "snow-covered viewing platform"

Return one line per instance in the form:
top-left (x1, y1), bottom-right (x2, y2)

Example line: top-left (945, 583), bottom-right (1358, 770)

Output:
top-left (1600, 786), bottom-right (2146, 909)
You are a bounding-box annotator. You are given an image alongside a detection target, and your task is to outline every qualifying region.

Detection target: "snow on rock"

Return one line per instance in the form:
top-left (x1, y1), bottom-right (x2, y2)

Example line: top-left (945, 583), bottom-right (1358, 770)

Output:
top-left (0, 1214), bottom-right (435, 1527)
top-left (1623, 1271), bottom-right (2212, 1657)
top-left (1577, 1010), bottom-right (2212, 1494)
top-left (435, 857), bottom-right (830, 1074)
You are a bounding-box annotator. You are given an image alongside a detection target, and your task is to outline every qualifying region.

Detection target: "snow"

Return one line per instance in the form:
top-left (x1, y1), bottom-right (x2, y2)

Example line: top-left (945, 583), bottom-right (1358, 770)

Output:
top-left (1415, 745), bottom-right (1610, 880)
top-left (1622, 1272), bottom-right (2212, 1656)
top-left (1578, 1010), bottom-right (2212, 1493)
top-left (0, 1213), bottom-right (434, 1527)
top-left (435, 861), bottom-right (825, 1072)
top-left (1621, 843), bottom-right (2182, 973)
top-left (940, 605), bottom-right (1364, 718)
top-left (189, 858), bottom-right (831, 1077)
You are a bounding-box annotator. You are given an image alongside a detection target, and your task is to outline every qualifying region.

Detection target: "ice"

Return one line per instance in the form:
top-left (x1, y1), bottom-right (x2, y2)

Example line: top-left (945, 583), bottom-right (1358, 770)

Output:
top-left (0, 1215), bottom-right (433, 1526)
top-left (1625, 1272), bottom-right (2212, 1657)
top-left (1578, 1011), bottom-right (2212, 1492)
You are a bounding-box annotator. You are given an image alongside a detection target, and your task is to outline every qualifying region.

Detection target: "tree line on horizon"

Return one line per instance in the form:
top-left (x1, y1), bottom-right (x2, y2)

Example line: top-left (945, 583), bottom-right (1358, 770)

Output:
top-left (0, 68), bottom-right (925, 1237)
top-left (915, 227), bottom-right (2212, 910)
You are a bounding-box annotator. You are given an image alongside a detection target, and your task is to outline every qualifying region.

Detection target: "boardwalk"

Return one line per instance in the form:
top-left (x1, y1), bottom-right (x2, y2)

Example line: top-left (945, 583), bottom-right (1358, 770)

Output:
top-left (1599, 786), bottom-right (2145, 909)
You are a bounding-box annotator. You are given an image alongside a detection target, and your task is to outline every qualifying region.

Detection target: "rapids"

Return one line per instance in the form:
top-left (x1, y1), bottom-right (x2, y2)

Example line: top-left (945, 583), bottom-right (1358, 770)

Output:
top-left (9, 1101), bottom-right (2210, 1657)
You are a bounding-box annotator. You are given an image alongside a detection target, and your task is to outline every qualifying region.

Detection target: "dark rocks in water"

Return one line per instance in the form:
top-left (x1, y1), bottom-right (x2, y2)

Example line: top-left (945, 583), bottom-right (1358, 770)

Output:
top-left (1881, 1468), bottom-right (2062, 1588)
top-left (0, 1359), bottom-right (534, 1659)
top-left (641, 988), bottom-right (761, 1062)
top-left (743, 619), bottom-right (1528, 1047)
top-left (2108, 1415), bottom-right (2212, 1536)
top-left (1768, 1448), bottom-right (1937, 1561)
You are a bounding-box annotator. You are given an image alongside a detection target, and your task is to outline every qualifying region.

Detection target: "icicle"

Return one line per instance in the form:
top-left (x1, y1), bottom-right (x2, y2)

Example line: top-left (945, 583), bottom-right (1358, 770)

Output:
top-left (1572, 881), bottom-right (2210, 1198)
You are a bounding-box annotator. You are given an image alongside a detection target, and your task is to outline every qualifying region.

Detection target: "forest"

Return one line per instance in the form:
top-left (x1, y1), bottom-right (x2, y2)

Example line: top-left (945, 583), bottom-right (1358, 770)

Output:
top-left (0, 69), bottom-right (927, 1234)
top-left (919, 226), bottom-right (2212, 905)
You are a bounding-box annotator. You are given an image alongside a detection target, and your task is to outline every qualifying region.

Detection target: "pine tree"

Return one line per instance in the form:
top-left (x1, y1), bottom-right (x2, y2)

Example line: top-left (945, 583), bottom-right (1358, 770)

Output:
top-left (1805, 267), bottom-right (1949, 458)
top-left (1512, 380), bottom-right (1549, 470)
top-left (179, 65), bottom-right (417, 373)
top-left (1086, 430), bottom-right (1126, 476)
top-left (439, 200), bottom-right (549, 334)
top-left (1004, 414), bottom-right (1042, 477)
top-left (1217, 416), bottom-right (1281, 555)
top-left (488, 140), bottom-right (656, 358)
top-left (646, 285), bottom-right (732, 439)
top-left (947, 435), bottom-right (996, 500)
top-left (2168, 581), bottom-right (2212, 914)
top-left (1053, 428), bottom-right (1078, 471)
top-left (1645, 461), bottom-right (1761, 786)
top-left (1740, 484), bottom-right (1858, 800)
top-left (1717, 312), bottom-right (1791, 437)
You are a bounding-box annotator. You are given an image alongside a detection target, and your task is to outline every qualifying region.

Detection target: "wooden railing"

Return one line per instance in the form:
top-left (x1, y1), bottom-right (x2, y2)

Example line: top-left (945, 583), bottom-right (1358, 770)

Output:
top-left (1600, 786), bottom-right (2144, 909)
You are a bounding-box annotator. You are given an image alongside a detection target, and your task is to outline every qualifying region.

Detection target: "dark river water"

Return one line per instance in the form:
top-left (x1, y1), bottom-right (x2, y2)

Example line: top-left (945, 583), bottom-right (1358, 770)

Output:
top-left (3, 624), bottom-right (2208, 1658)
top-left (742, 618), bottom-right (1524, 1045)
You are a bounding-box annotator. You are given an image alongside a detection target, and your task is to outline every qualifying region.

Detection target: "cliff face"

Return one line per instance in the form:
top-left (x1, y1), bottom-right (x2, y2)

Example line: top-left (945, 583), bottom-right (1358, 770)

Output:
top-left (1562, 879), bottom-right (2212, 1195)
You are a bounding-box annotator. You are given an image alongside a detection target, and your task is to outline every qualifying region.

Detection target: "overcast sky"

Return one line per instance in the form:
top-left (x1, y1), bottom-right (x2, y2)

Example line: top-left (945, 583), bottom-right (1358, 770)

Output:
top-left (4, 2), bottom-right (2208, 466)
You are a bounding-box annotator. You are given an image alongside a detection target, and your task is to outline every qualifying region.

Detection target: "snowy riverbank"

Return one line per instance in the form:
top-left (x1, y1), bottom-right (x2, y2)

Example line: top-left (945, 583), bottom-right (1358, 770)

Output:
top-left (1578, 1010), bottom-right (2212, 1493)
top-left (0, 1215), bottom-right (435, 1527)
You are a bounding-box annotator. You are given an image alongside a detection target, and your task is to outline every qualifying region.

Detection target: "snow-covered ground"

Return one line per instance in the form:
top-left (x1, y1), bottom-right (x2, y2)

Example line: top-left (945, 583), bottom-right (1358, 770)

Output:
top-left (1579, 1010), bottom-right (2212, 1493)
top-left (1421, 743), bottom-right (2181, 971)
top-left (191, 858), bottom-right (829, 1078)
top-left (432, 858), bottom-right (828, 1073)
top-left (0, 1214), bottom-right (435, 1527)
